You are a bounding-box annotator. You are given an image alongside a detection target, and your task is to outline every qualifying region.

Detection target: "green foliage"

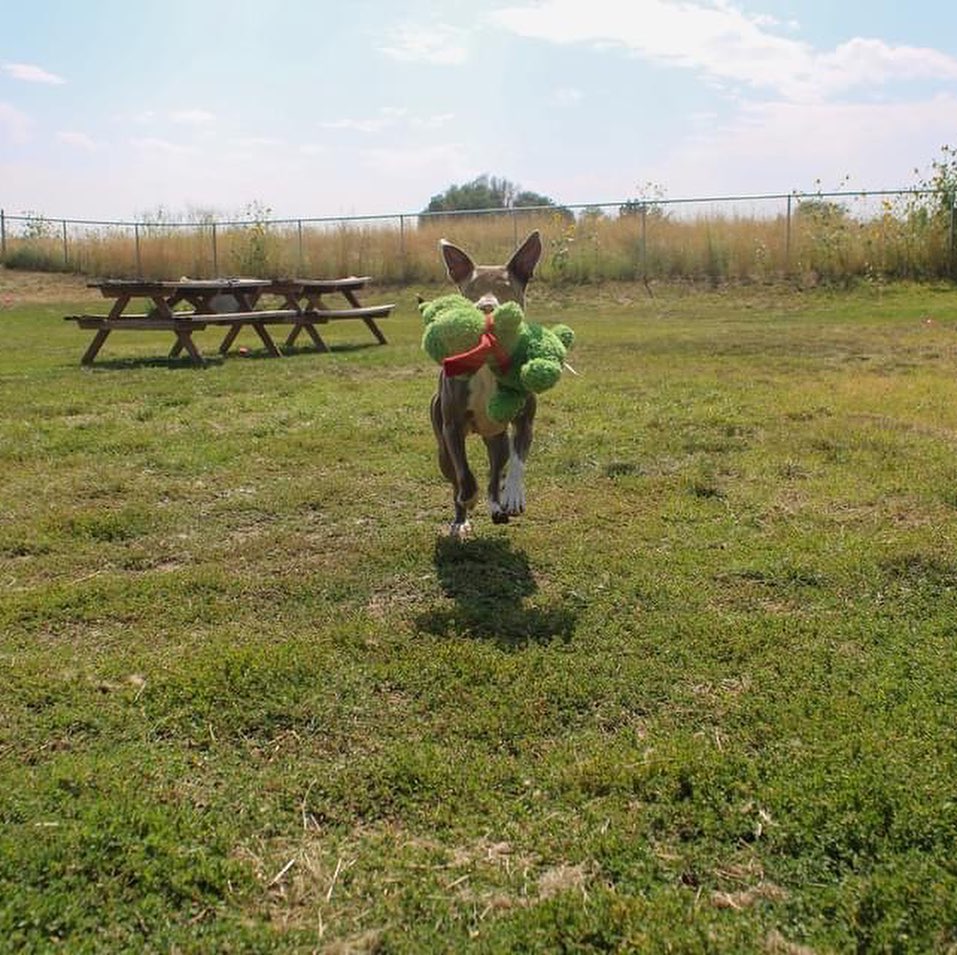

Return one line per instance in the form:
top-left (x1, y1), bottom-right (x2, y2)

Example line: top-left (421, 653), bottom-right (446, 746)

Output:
top-left (424, 174), bottom-right (521, 213)
top-left (230, 201), bottom-right (278, 276)
top-left (514, 188), bottom-right (559, 209)
top-left (4, 282), bottom-right (957, 949)
top-left (2, 212), bottom-right (71, 272)
top-left (620, 181), bottom-right (670, 221)
top-left (422, 174), bottom-right (570, 221)
top-left (915, 143), bottom-right (957, 220)
top-left (2, 245), bottom-right (72, 273)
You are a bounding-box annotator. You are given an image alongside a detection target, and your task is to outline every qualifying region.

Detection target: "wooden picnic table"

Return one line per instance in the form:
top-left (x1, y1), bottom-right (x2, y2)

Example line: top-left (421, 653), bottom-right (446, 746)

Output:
top-left (269, 277), bottom-right (390, 350)
top-left (64, 277), bottom-right (394, 365)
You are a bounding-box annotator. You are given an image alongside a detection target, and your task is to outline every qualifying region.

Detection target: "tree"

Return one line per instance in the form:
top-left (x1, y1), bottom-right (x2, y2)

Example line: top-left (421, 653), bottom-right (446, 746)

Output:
top-left (513, 189), bottom-right (556, 209)
top-left (421, 174), bottom-right (569, 221)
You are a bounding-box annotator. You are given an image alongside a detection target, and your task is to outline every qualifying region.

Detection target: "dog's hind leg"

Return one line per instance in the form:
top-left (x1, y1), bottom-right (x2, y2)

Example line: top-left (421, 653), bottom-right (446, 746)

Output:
top-left (444, 422), bottom-right (479, 530)
top-left (483, 431), bottom-right (511, 524)
top-left (430, 393), bottom-right (457, 487)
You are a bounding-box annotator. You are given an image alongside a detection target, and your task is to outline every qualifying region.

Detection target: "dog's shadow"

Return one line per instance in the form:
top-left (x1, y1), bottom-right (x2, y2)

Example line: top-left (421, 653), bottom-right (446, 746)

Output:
top-left (416, 536), bottom-right (578, 648)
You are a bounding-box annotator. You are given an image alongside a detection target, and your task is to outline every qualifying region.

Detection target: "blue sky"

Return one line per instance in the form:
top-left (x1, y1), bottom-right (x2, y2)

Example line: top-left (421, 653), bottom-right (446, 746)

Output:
top-left (2, 0), bottom-right (957, 221)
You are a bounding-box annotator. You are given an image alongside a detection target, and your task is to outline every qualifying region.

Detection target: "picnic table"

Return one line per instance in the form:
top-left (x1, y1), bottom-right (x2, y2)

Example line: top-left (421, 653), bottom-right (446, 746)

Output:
top-left (64, 277), bottom-right (395, 365)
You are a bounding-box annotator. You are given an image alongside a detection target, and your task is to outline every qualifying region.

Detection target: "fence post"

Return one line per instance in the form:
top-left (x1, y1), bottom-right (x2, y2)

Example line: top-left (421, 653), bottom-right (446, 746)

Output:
top-left (212, 222), bottom-right (218, 275)
top-left (951, 198), bottom-right (957, 280)
top-left (134, 224), bottom-right (142, 276)
top-left (0, 209), bottom-right (5, 259)
top-left (785, 193), bottom-right (792, 277)
top-left (62, 220), bottom-right (69, 269)
top-left (297, 220), bottom-right (304, 275)
top-left (399, 215), bottom-right (406, 281)
top-left (640, 205), bottom-right (648, 282)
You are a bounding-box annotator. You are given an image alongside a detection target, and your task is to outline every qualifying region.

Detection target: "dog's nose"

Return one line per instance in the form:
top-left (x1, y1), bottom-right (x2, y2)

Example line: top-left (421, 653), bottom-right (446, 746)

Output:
top-left (476, 294), bottom-right (499, 314)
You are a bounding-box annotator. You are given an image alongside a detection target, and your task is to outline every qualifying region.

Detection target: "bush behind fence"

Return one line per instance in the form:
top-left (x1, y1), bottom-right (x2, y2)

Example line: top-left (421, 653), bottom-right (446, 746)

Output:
top-left (2, 190), bottom-right (955, 285)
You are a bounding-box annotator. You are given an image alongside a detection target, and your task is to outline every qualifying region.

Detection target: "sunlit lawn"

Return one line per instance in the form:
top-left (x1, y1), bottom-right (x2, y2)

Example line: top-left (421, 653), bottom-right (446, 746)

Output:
top-left (2, 279), bottom-right (957, 952)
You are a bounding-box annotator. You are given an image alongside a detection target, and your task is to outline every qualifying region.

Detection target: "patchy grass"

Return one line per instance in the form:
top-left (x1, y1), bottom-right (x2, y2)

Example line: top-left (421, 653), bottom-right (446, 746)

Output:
top-left (2, 279), bottom-right (957, 951)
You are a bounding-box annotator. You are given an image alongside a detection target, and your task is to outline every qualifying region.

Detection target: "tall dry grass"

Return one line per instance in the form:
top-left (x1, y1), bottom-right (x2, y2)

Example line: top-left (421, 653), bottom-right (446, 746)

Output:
top-left (2, 200), bottom-right (954, 285)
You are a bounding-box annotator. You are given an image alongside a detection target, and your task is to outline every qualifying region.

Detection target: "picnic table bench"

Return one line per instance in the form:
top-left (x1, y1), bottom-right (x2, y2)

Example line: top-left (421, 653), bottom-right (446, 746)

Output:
top-left (64, 277), bottom-right (394, 365)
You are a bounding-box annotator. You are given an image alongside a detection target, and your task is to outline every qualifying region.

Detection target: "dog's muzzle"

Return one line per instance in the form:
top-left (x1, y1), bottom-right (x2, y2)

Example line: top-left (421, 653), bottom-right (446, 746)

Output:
top-left (475, 294), bottom-right (499, 314)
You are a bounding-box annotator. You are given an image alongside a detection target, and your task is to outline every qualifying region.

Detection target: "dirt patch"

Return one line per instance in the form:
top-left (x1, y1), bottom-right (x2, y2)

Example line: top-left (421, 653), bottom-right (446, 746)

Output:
top-left (536, 862), bottom-right (592, 900)
top-left (0, 267), bottom-right (100, 306)
top-left (711, 882), bottom-right (788, 909)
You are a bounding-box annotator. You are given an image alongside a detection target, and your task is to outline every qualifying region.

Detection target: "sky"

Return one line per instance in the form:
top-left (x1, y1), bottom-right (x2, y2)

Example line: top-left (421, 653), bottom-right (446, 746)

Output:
top-left (2, 0), bottom-right (957, 222)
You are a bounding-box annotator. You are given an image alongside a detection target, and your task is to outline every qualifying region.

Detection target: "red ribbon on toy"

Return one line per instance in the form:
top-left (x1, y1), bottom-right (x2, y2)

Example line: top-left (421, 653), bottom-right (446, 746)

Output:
top-left (442, 313), bottom-right (512, 377)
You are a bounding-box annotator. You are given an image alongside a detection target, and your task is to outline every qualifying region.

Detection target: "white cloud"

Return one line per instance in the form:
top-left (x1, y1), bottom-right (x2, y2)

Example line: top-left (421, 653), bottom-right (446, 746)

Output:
top-left (487, 0), bottom-right (957, 102)
top-left (170, 109), bottom-right (216, 126)
top-left (235, 136), bottom-right (283, 148)
top-left (321, 107), bottom-right (454, 134)
top-left (412, 112), bottom-right (455, 130)
top-left (812, 38), bottom-right (957, 97)
top-left (379, 25), bottom-right (469, 65)
top-left (0, 101), bottom-right (32, 144)
top-left (321, 107), bottom-right (408, 133)
top-left (553, 88), bottom-right (583, 107)
top-left (58, 131), bottom-right (98, 150)
top-left (2, 62), bottom-right (66, 85)
top-left (645, 94), bottom-right (957, 196)
top-left (129, 137), bottom-right (197, 155)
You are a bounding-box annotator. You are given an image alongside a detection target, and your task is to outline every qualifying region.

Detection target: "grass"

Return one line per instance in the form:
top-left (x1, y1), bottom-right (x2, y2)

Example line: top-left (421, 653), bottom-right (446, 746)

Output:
top-left (5, 196), bottom-right (956, 285)
top-left (2, 276), bottom-right (957, 951)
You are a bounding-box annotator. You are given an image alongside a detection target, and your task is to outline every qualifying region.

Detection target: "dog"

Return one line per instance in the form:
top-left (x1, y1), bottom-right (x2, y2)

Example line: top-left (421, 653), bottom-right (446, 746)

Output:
top-left (429, 230), bottom-right (543, 538)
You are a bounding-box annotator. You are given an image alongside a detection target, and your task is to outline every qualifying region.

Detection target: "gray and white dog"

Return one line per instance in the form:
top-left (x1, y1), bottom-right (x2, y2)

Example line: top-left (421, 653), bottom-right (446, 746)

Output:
top-left (429, 230), bottom-right (543, 538)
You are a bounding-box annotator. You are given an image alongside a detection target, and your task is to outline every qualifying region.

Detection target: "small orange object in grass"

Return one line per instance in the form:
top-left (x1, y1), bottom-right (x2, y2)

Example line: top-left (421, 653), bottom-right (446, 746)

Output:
top-left (238, 346), bottom-right (250, 356)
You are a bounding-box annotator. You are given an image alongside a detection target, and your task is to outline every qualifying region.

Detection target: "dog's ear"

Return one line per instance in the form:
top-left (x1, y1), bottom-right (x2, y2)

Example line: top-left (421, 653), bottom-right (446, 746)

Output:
top-left (439, 239), bottom-right (475, 285)
top-left (507, 230), bottom-right (543, 285)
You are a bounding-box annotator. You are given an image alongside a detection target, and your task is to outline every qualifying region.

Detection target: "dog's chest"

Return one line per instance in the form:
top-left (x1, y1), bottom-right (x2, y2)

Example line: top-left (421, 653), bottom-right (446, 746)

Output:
top-left (466, 366), bottom-right (507, 438)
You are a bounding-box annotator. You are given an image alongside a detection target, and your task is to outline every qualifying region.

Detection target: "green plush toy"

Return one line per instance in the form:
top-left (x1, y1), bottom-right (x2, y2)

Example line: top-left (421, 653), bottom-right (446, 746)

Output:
top-left (421, 294), bottom-right (575, 423)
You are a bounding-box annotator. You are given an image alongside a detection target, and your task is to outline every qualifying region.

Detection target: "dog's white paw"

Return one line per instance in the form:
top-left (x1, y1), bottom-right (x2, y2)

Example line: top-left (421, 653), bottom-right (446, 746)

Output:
top-left (501, 458), bottom-right (526, 516)
top-left (448, 520), bottom-right (472, 540)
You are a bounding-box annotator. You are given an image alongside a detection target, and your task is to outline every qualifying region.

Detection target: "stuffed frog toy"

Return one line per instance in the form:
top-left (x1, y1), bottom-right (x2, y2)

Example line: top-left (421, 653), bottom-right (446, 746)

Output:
top-left (421, 294), bottom-right (575, 423)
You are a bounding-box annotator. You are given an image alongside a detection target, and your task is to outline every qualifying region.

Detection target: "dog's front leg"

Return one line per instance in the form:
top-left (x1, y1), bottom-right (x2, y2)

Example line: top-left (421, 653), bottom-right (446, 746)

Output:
top-left (436, 374), bottom-right (478, 537)
top-left (483, 432), bottom-right (511, 524)
top-left (443, 421), bottom-right (478, 534)
top-left (501, 394), bottom-right (536, 517)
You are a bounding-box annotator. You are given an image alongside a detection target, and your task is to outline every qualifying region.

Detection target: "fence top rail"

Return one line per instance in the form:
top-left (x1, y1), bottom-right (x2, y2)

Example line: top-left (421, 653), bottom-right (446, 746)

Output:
top-left (0, 187), bottom-right (951, 231)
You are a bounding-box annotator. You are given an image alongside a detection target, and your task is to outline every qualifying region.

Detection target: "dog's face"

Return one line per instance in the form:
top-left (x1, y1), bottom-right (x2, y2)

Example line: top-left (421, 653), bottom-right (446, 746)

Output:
top-left (440, 230), bottom-right (542, 314)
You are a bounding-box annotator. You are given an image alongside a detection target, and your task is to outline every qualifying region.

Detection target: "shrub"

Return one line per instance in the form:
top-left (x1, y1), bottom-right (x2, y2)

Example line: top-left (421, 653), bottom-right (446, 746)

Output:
top-left (2, 246), bottom-right (73, 273)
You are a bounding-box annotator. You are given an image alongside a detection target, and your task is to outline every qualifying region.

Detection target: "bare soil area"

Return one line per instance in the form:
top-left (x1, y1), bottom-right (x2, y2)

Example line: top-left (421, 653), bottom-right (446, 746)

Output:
top-left (0, 267), bottom-right (100, 306)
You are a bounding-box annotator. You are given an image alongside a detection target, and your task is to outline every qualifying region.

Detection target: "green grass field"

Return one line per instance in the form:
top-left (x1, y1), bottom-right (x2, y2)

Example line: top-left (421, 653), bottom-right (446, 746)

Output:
top-left (2, 277), bottom-right (957, 952)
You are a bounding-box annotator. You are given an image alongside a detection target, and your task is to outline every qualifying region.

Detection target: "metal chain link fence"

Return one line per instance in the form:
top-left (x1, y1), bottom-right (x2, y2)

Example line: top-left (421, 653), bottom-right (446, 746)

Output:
top-left (2, 189), bottom-right (955, 284)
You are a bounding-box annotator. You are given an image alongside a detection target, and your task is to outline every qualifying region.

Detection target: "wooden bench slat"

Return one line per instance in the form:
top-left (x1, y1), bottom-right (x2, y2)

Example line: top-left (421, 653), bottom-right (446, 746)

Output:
top-left (66, 305), bottom-right (394, 325)
top-left (305, 305), bottom-right (395, 319)
top-left (190, 309), bottom-right (301, 322)
top-left (66, 316), bottom-right (209, 331)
